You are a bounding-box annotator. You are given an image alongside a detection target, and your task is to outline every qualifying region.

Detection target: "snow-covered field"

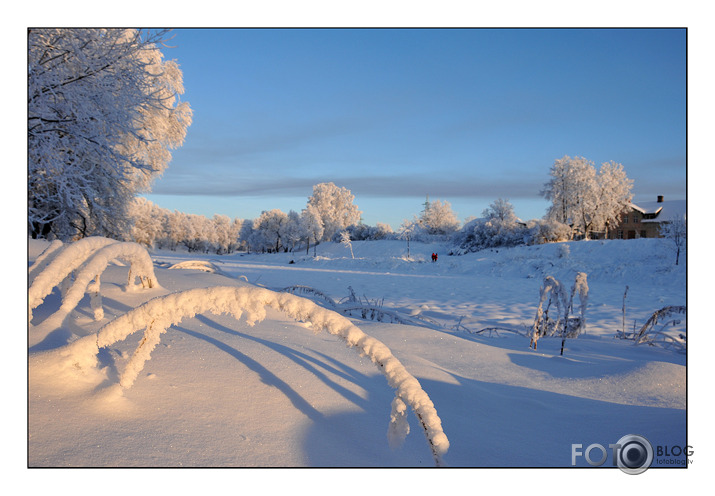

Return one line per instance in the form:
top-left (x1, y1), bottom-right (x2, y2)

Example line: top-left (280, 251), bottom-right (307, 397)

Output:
top-left (27, 237), bottom-right (690, 476)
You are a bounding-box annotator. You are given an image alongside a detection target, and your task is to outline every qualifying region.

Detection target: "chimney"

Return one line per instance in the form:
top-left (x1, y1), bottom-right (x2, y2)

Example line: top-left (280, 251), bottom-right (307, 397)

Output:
top-left (657, 195), bottom-right (664, 203)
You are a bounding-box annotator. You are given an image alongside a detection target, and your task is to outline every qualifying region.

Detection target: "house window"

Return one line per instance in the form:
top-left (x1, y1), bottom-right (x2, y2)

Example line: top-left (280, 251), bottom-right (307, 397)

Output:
top-left (617, 230), bottom-right (623, 239)
top-left (633, 216), bottom-right (640, 223)
top-left (640, 230), bottom-right (647, 238)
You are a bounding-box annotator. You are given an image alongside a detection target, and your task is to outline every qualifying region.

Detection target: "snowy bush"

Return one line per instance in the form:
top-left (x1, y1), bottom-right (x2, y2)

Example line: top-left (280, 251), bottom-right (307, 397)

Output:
top-left (454, 217), bottom-right (528, 253)
top-left (62, 286), bottom-right (450, 466)
top-left (453, 199), bottom-right (532, 253)
top-left (524, 218), bottom-right (572, 245)
top-left (342, 222), bottom-right (394, 241)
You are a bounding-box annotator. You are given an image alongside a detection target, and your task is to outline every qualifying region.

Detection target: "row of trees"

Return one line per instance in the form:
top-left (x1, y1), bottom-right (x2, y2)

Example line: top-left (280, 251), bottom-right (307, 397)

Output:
top-left (129, 182), bottom-right (365, 254)
top-left (27, 32), bottom-right (640, 252)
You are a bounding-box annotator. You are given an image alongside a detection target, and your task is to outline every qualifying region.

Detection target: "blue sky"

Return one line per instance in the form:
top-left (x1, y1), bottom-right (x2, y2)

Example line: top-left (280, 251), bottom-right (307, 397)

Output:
top-left (145, 28), bottom-right (686, 228)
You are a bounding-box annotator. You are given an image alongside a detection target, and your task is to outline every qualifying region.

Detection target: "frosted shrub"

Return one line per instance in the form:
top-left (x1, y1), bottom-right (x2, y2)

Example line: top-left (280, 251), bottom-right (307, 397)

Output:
top-left (530, 276), bottom-right (567, 350)
top-left (63, 286), bottom-right (450, 466)
top-left (530, 272), bottom-right (588, 354)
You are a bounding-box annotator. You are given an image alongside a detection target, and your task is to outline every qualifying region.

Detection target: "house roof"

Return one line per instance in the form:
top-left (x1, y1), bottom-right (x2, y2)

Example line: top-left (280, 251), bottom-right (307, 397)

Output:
top-left (630, 199), bottom-right (686, 223)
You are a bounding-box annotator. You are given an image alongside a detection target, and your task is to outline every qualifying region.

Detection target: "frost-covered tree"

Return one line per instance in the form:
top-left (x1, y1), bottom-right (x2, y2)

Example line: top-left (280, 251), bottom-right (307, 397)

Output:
top-left (306, 182), bottom-right (361, 241)
top-left (301, 204), bottom-right (325, 256)
top-left (165, 211), bottom-right (190, 251)
top-left (239, 219), bottom-right (254, 253)
top-left (128, 197), bottom-right (167, 248)
top-left (420, 199), bottom-right (460, 236)
top-left (281, 210), bottom-right (306, 253)
top-left (28, 29), bottom-right (192, 240)
top-left (455, 198), bottom-right (527, 252)
top-left (541, 156), bottom-right (632, 239)
top-left (659, 215), bottom-right (686, 265)
top-left (593, 161), bottom-right (634, 237)
top-left (541, 156), bottom-right (596, 239)
top-left (251, 209), bottom-right (289, 253)
top-left (212, 214), bottom-right (233, 254)
top-left (228, 218), bottom-right (244, 253)
top-left (340, 230), bottom-right (355, 258)
top-left (398, 219), bottom-right (419, 259)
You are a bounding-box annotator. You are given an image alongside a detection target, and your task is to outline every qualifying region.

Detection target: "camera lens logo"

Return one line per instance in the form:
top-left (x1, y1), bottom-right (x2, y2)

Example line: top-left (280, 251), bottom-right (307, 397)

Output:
top-left (615, 434), bottom-right (653, 475)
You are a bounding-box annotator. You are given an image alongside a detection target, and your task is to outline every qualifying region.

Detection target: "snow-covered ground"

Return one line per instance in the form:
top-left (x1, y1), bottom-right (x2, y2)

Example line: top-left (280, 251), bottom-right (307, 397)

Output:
top-left (27, 237), bottom-right (690, 477)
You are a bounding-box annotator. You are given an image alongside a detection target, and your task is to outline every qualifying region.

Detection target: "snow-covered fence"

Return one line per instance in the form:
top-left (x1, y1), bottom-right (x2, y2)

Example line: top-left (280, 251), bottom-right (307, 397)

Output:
top-left (29, 236), bottom-right (119, 316)
top-left (30, 241), bottom-right (160, 330)
top-left (62, 286), bottom-right (450, 466)
top-left (530, 273), bottom-right (588, 352)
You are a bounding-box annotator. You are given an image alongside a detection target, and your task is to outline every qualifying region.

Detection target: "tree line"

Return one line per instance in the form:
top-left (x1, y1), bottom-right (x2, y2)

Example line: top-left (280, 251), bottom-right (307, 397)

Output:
top-left (27, 29), bottom-right (639, 253)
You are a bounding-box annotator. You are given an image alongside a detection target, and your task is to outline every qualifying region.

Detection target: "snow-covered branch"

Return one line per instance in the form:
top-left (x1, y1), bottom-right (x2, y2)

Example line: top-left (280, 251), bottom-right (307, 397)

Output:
top-left (29, 236), bottom-right (119, 314)
top-left (63, 286), bottom-right (450, 466)
top-left (530, 273), bottom-right (588, 352)
top-left (30, 240), bottom-right (160, 332)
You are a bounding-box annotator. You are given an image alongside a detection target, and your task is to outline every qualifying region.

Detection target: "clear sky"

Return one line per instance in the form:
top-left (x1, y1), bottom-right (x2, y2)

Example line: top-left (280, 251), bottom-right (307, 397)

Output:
top-left (144, 28), bottom-right (686, 229)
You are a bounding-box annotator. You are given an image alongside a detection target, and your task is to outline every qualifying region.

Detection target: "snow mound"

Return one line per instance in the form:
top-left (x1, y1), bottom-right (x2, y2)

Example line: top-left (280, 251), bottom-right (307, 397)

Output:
top-left (168, 260), bottom-right (231, 277)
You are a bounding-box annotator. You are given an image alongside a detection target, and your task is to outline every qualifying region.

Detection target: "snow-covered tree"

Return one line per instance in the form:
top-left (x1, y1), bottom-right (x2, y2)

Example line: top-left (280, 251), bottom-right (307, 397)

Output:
top-left (212, 214), bottom-right (233, 254)
top-left (593, 161), bottom-right (634, 237)
top-left (165, 211), bottom-right (190, 251)
top-left (129, 197), bottom-right (167, 248)
top-left (455, 199), bottom-right (527, 252)
top-left (301, 204), bottom-right (324, 256)
top-left (541, 156), bottom-right (596, 238)
top-left (28, 29), bottom-right (192, 240)
top-left (420, 199), bottom-right (460, 236)
top-left (340, 231), bottom-right (355, 259)
top-left (306, 183), bottom-right (361, 241)
top-left (398, 219), bottom-right (419, 259)
top-left (541, 156), bottom-right (632, 239)
top-left (228, 218), bottom-right (244, 253)
top-left (281, 210), bottom-right (306, 253)
top-left (659, 215), bottom-right (686, 265)
top-left (251, 209), bottom-right (289, 253)
top-left (239, 219), bottom-right (255, 253)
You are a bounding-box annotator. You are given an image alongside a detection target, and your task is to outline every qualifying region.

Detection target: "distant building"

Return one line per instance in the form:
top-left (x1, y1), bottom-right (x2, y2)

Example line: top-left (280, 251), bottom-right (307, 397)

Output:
top-left (609, 195), bottom-right (686, 239)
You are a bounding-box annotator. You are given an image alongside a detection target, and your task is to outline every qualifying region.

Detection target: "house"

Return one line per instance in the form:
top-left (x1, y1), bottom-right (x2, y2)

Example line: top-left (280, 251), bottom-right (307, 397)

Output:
top-left (609, 195), bottom-right (686, 239)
